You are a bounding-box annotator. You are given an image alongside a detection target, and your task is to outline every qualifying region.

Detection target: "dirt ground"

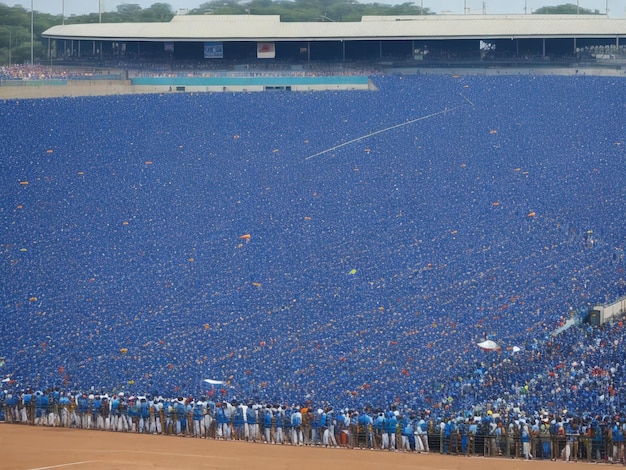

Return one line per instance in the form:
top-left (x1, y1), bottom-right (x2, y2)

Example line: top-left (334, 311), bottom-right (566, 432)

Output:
top-left (0, 424), bottom-right (598, 470)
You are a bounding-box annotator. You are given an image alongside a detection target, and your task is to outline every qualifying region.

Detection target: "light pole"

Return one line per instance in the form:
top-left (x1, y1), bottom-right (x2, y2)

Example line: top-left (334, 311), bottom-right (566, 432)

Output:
top-left (62, 0), bottom-right (65, 24)
top-left (30, 0), bottom-right (34, 65)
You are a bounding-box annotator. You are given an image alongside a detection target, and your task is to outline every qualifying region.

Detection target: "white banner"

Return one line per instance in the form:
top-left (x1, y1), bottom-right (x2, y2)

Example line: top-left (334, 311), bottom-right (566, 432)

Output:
top-left (257, 42), bottom-right (275, 59)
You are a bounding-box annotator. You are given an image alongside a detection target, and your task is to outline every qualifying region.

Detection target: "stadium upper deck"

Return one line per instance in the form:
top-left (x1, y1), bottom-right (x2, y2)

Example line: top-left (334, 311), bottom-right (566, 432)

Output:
top-left (41, 14), bottom-right (626, 64)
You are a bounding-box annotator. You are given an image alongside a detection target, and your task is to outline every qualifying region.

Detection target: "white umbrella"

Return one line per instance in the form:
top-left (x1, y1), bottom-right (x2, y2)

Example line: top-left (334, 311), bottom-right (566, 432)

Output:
top-left (477, 340), bottom-right (500, 351)
top-left (203, 379), bottom-right (224, 385)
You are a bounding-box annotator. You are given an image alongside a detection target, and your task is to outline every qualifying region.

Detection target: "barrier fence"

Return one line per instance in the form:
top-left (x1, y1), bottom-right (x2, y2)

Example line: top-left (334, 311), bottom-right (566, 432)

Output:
top-left (1, 400), bottom-right (624, 464)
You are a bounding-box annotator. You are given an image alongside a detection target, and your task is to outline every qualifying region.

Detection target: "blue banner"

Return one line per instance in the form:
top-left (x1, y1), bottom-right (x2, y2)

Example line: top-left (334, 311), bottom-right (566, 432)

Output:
top-left (204, 42), bottom-right (223, 59)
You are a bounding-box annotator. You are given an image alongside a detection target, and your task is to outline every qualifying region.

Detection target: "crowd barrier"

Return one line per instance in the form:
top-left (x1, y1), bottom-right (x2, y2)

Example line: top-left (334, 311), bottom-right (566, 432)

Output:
top-left (1, 400), bottom-right (624, 464)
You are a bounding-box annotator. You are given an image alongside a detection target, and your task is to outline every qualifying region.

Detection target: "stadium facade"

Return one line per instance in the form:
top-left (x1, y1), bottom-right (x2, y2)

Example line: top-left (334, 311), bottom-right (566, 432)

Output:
top-left (41, 14), bottom-right (626, 65)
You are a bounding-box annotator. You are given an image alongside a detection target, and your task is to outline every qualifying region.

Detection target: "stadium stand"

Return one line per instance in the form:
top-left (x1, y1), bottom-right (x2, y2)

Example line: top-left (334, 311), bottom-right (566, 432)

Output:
top-left (1, 74), bottom-right (625, 460)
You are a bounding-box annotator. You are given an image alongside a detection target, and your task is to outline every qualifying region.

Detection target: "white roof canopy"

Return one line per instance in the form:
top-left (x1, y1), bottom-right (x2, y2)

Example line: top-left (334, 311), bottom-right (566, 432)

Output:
top-left (43, 14), bottom-right (626, 42)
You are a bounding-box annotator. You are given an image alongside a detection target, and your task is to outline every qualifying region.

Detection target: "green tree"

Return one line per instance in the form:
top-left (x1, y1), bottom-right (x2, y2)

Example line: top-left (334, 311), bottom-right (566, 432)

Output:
top-left (534, 3), bottom-right (599, 14)
top-left (149, 3), bottom-right (175, 21)
top-left (116, 3), bottom-right (142, 20)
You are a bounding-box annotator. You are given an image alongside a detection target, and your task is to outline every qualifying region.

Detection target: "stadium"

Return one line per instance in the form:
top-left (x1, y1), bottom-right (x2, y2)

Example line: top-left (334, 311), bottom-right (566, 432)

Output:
top-left (1, 8), bottom-right (626, 468)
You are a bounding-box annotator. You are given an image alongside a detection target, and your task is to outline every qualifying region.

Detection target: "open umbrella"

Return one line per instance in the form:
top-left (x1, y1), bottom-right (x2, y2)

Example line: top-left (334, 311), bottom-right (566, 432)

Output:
top-left (203, 379), bottom-right (225, 385)
top-left (477, 340), bottom-right (501, 351)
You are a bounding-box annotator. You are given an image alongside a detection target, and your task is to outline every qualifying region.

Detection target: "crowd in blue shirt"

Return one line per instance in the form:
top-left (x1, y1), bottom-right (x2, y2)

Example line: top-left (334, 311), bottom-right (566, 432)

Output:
top-left (1, 73), bottom-right (625, 425)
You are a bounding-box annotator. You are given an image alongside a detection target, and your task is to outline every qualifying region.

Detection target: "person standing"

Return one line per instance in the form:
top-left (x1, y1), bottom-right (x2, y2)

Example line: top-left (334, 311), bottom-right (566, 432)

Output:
top-left (321, 406), bottom-right (335, 447)
top-left (34, 391), bottom-right (46, 426)
top-left (92, 394), bottom-right (103, 430)
top-left (59, 393), bottom-right (70, 427)
top-left (550, 417), bottom-right (560, 460)
top-left (360, 409), bottom-right (374, 449)
top-left (521, 420), bottom-right (533, 460)
top-left (612, 419), bottom-right (624, 463)
top-left (459, 417), bottom-right (469, 455)
top-left (283, 405), bottom-right (293, 444)
top-left (274, 405), bottom-right (284, 444)
top-left (173, 397), bottom-right (186, 436)
top-left (310, 408), bottom-right (321, 446)
top-left (101, 395), bottom-right (110, 431)
top-left (291, 406), bottom-right (303, 445)
top-left (118, 393), bottom-right (129, 432)
top-left (68, 395), bottom-right (78, 428)
top-left (76, 393), bottom-right (89, 429)
top-left (263, 405), bottom-right (273, 443)
top-left (192, 401), bottom-right (204, 437)
top-left (247, 404), bottom-right (259, 442)
top-left (401, 414), bottom-right (414, 451)
top-left (385, 410), bottom-right (398, 451)
top-left (203, 398), bottom-right (214, 439)
top-left (216, 400), bottom-right (232, 440)
top-left (232, 402), bottom-right (245, 440)
top-left (23, 389), bottom-right (33, 424)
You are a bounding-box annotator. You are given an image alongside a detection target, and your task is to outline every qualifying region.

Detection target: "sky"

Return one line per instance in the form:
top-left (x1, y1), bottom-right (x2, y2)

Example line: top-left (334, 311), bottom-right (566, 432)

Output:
top-left (8, 0), bottom-right (626, 18)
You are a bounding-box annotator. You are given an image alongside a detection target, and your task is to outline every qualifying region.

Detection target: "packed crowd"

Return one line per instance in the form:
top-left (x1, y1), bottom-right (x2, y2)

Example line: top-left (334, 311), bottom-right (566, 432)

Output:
top-left (0, 63), bottom-right (380, 82)
top-left (2, 389), bottom-right (626, 463)
top-left (0, 64), bottom-right (112, 81)
top-left (1, 74), bottom-right (625, 433)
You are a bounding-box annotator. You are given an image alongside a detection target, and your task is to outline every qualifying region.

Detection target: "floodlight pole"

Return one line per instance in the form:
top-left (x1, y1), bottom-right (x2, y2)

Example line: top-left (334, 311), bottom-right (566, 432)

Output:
top-left (99, 0), bottom-right (102, 23)
top-left (62, 0), bottom-right (65, 24)
top-left (30, 0), bottom-right (34, 65)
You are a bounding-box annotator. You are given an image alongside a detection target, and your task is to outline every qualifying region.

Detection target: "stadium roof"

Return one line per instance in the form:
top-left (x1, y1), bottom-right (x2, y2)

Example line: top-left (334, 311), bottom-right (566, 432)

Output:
top-left (43, 14), bottom-right (626, 43)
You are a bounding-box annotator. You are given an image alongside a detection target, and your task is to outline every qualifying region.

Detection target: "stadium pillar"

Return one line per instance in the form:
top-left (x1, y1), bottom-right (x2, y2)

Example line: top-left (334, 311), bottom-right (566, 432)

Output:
top-left (542, 38), bottom-right (545, 57)
top-left (308, 41), bottom-right (310, 63)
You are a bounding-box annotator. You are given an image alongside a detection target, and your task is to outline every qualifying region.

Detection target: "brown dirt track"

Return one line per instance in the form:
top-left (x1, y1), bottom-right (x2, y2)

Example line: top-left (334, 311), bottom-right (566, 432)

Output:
top-left (1, 425), bottom-right (597, 470)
